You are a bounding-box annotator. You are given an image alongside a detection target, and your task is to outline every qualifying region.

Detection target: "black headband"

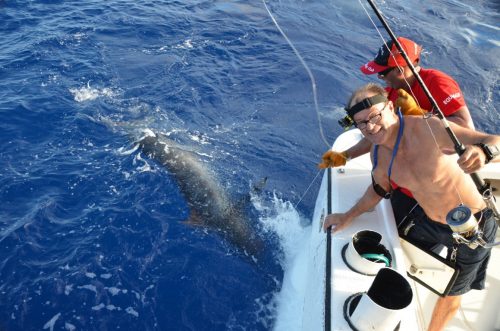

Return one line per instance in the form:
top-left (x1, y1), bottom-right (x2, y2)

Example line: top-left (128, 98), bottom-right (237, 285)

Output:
top-left (345, 94), bottom-right (388, 118)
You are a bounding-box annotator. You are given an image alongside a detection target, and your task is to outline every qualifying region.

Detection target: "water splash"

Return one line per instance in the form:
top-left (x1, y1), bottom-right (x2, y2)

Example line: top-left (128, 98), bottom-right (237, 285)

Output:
top-left (252, 191), bottom-right (311, 330)
top-left (69, 82), bottom-right (117, 102)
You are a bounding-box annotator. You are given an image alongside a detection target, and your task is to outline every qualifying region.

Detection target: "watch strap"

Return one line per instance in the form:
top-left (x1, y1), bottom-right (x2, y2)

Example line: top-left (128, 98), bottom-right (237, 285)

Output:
top-left (474, 143), bottom-right (499, 164)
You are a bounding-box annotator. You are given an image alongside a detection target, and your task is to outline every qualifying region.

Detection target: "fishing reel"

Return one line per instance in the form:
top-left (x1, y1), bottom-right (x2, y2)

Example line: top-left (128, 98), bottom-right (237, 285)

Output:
top-left (338, 115), bottom-right (354, 130)
top-left (446, 205), bottom-right (488, 249)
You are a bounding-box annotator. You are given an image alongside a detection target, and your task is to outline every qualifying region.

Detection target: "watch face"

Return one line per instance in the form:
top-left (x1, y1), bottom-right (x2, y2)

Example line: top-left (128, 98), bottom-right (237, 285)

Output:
top-left (491, 145), bottom-right (500, 156)
top-left (484, 144), bottom-right (500, 163)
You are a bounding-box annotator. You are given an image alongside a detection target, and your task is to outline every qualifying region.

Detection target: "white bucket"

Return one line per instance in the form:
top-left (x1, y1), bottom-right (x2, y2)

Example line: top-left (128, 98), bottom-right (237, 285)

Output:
top-left (345, 268), bottom-right (413, 331)
top-left (343, 230), bottom-right (392, 275)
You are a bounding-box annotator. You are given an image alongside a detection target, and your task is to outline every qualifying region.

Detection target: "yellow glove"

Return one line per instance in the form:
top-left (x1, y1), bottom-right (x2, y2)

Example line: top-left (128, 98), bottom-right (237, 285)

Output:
top-left (395, 89), bottom-right (426, 116)
top-left (318, 150), bottom-right (349, 169)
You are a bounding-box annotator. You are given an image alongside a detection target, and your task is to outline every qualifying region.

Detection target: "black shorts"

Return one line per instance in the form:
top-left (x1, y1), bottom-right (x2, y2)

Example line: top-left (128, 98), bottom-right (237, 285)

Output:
top-left (390, 188), bottom-right (419, 226)
top-left (401, 206), bottom-right (498, 296)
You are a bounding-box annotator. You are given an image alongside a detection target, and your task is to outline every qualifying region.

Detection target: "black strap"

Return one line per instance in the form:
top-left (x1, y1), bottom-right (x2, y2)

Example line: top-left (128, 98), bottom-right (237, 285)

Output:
top-left (372, 173), bottom-right (391, 199)
top-left (345, 94), bottom-right (388, 118)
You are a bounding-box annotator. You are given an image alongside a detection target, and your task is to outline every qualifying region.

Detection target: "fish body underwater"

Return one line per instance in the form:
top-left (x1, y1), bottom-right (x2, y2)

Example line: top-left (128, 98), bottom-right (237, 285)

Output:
top-left (137, 131), bottom-right (263, 257)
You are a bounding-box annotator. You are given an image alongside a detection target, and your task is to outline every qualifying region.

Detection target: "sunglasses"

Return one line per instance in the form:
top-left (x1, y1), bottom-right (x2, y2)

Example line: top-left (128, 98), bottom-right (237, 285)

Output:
top-left (354, 102), bottom-right (388, 130)
top-left (378, 67), bottom-right (396, 78)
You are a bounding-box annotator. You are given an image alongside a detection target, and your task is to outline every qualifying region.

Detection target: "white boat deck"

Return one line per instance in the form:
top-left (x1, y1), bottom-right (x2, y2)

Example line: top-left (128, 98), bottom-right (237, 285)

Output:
top-left (300, 129), bottom-right (500, 331)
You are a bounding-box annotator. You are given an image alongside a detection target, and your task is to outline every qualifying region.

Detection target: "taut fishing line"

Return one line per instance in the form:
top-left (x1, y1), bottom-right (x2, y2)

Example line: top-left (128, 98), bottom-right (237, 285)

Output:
top-left (294, 169), bottom-right (323, 209)
top-left (262, 0), bottom-right (333, 208)
top-left (262, 0), bottom-right (331, 149)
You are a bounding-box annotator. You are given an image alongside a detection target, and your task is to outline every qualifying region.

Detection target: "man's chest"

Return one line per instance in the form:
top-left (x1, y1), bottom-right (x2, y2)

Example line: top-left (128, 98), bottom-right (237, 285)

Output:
top-left (376, 146), bottom-right (442, 191)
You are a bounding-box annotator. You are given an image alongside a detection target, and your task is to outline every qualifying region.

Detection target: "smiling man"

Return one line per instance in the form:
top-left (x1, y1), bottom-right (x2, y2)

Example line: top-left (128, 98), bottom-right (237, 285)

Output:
top-left (323, 83), bottom-right (500, 331)
top-left (319, 37), bottom-right (476, 226)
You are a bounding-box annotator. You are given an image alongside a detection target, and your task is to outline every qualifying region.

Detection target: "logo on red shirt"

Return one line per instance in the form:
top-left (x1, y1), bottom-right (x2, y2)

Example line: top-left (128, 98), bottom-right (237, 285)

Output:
top-left (442, 93), bottom-right (461, 105)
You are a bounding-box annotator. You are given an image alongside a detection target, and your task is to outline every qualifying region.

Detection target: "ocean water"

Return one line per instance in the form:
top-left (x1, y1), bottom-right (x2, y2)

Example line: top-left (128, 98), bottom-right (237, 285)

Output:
top-left (0, 1), bottom-right (498, 330)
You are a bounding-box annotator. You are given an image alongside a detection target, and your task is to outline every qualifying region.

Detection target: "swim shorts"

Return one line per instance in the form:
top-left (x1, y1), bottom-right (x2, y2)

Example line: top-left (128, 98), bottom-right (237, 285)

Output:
top-left (400, 206), bottom-right (498, 296)
top-left (390, 188), bottom-right (418, 226)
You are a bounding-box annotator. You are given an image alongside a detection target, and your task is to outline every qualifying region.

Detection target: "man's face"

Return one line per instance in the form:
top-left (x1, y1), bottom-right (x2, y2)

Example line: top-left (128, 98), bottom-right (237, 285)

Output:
top-left (353, 100), bottom-right (391, 144)
top-left (377, 66), bottom-right (406, 89)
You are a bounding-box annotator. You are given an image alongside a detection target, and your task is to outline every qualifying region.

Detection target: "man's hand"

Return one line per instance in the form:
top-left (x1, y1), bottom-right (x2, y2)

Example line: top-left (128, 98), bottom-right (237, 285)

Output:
top-left (318, 150), bottom-right (348, 169)
top-left (458, 145), bottom-right (487, 174)
top-left (395, 89), bottom-right (426, 116)
top-left (323, 213), bottom-right (354, 233)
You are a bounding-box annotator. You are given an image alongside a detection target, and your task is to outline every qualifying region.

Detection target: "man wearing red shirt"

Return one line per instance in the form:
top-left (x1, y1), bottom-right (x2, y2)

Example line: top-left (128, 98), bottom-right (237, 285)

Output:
top-left (360, 37), bottom-right (474, 129)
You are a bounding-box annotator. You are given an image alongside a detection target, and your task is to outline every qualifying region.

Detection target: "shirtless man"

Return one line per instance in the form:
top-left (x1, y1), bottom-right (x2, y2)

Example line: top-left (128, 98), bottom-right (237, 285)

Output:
top-left (323, 83), bottom-right (499, 331)
top-left (319, 37), bottom-right (476, 223)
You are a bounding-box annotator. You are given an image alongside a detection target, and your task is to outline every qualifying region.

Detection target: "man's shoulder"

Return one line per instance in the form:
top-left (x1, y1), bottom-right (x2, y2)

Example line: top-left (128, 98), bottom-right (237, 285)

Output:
top-left (420, 68), bottom-right (458, 84)
top-left (417, 68), bottom-right (465, 115)
top-left (404, 115), bottom-right (440, 136)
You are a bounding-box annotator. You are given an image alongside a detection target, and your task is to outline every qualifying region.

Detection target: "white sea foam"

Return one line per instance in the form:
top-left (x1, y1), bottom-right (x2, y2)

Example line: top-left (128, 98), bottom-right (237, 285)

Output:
top-left (174, 39), bottom-right (194, 49)
top-left (92, 303), bottom-right (105, 311)
top-left (126, 307), bottom-right (139, 317)
top-left (253, 192), bottom-right (311, 331)
top-left (92, 302), bottom-right (123, 312)
top-left (64, 284), bottom-right (73, 295)
top-left (105, 304), bottom-right (120, 311)
top-left (106, 287), bottom-right (122, 296)
top-left (134, 153), bottom-right (152, 172)
top-left (77, 284), bottom-right (97, 293)
top-left (117, 143), bottom-right (140, 156)
top-left (69, 83), bottom-right (116, 102)
top-left (43, 313), bottom-right (61, 331)
top-left (85, 272), bottom-right (96, 279)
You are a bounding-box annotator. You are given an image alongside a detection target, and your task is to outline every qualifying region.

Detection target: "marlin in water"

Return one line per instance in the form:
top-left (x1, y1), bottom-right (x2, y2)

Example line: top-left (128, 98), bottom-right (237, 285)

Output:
top-left (136, 130), bottom-right (263, 257)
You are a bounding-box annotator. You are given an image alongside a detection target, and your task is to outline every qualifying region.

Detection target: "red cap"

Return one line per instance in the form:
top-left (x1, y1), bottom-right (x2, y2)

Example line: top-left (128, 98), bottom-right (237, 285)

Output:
top-left (360, 37), bottom-right (422, 75)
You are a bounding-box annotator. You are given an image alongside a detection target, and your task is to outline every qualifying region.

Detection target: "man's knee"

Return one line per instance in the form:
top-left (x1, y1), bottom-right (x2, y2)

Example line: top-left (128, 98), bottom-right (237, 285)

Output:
top-left (437, 295), bottom-right (461, 312)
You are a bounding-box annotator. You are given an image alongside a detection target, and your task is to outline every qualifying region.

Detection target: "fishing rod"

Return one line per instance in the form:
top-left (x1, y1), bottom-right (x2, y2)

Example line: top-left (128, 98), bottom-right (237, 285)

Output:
top-left (365, 0), bottom-right (500, 228)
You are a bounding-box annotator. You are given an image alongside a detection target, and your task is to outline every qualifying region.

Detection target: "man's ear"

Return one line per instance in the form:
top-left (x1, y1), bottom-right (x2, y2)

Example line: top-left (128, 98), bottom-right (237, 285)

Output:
top-left (388, 100), bottom-right (396, 113)
top-left (412, 59), bottom-right (421, 71)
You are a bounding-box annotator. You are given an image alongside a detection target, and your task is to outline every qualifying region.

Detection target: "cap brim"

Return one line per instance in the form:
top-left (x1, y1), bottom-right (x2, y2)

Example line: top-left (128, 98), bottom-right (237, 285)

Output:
top-left (360, 61), bottom-right (391, 75)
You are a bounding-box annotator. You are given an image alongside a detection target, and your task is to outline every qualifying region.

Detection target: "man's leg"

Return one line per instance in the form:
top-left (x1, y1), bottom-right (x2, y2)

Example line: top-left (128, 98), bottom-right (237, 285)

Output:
top-left (427, 295), bottom-right (461, 331)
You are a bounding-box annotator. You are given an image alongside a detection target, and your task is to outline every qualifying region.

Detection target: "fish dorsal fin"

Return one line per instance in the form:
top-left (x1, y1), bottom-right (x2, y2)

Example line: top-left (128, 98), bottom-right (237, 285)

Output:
top-left (233, 177), bottom-right (268, 210)
top-left (251, 177), bottom-right (268, 194)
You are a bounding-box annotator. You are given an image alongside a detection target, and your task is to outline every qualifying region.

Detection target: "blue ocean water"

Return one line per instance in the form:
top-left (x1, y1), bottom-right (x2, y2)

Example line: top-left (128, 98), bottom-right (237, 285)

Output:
top-left (0, 1), bottom-right (498, 330)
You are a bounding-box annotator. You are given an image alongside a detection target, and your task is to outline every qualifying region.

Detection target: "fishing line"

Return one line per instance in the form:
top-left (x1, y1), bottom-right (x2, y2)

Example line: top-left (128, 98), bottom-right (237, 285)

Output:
top-left (262, 0), bottom-right (331, 148)
top-left (294, 168), bottom-right (323, 209)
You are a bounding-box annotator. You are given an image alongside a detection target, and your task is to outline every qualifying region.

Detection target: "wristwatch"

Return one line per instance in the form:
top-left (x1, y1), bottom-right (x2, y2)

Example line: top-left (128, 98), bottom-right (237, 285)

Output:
top-left (474, 143), bottom-right (500, 164)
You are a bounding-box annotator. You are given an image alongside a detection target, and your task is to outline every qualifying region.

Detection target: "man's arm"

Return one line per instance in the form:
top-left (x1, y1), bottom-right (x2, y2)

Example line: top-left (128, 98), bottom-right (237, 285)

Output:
top-left (344, 137), bottom-right (373, 160)
top-left (323, 184), bottom-right (383, 233)
top-left (445, 106), bottom-right (475, 130)
top-left (456, 128), bottom-right (500, 173)
top-left (429, 117), bottom-right (500, 173)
